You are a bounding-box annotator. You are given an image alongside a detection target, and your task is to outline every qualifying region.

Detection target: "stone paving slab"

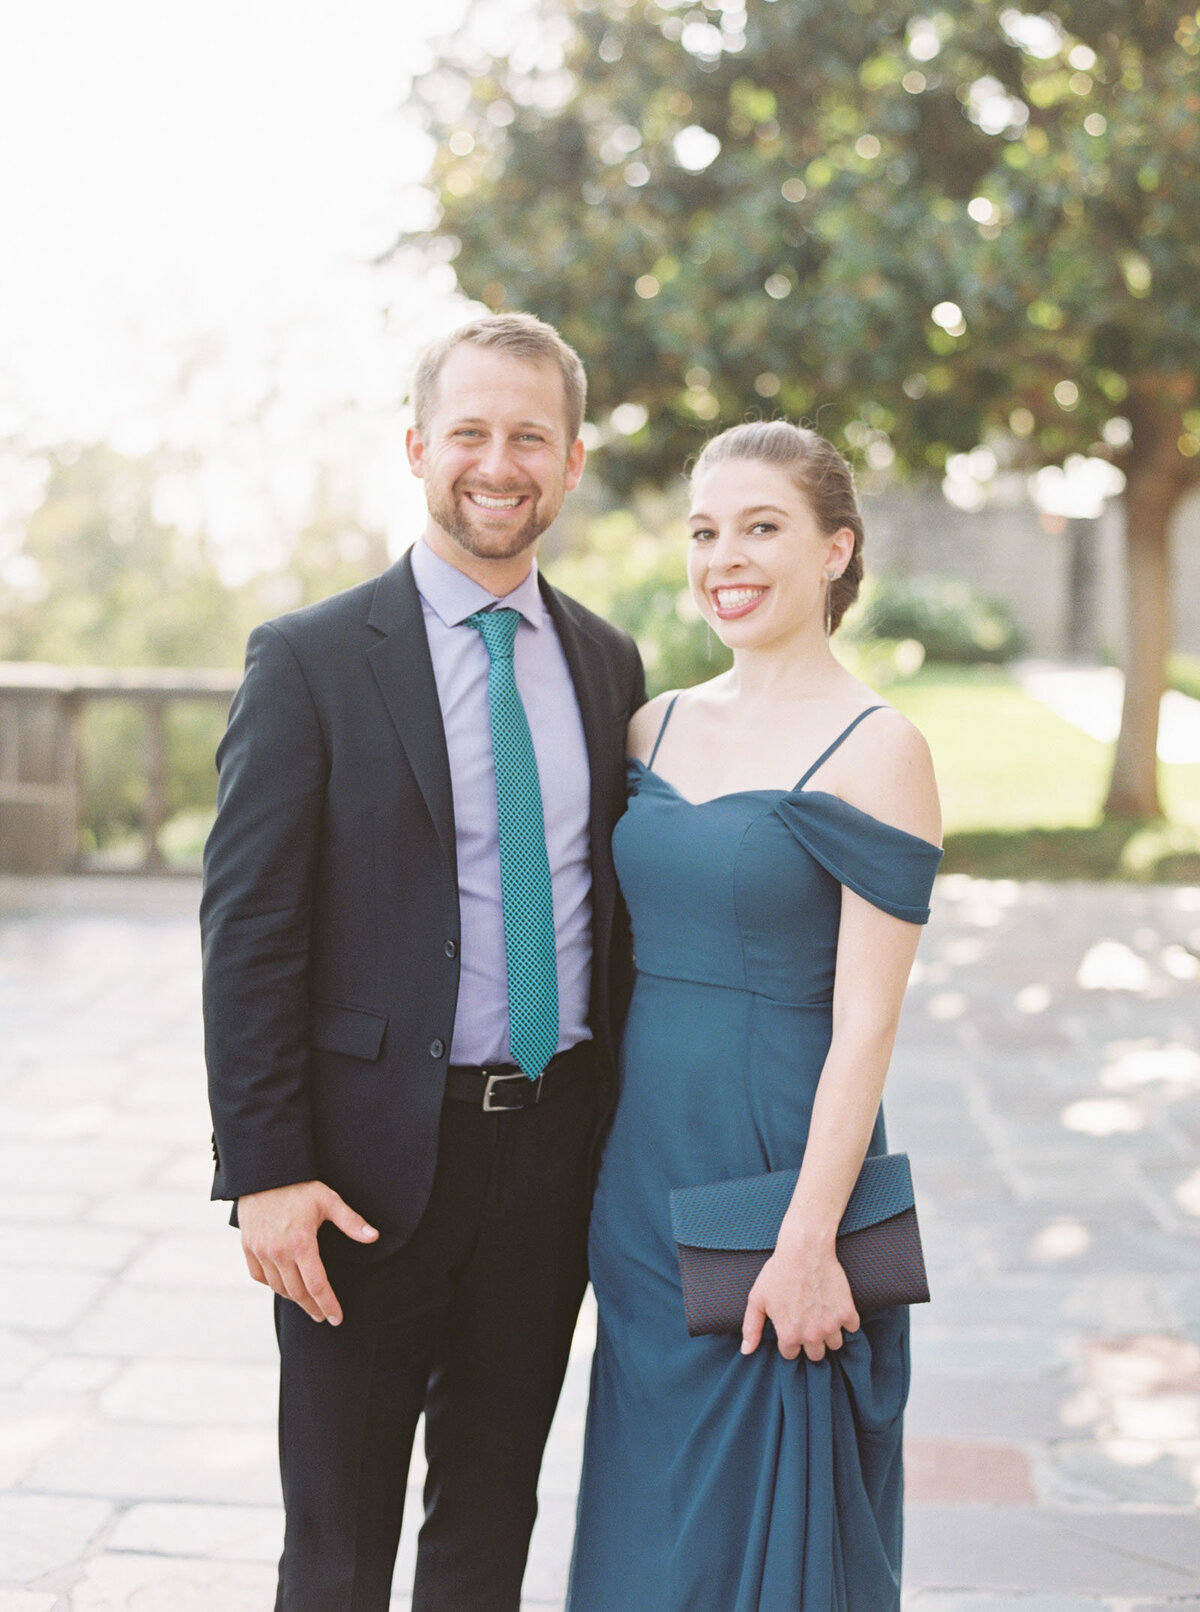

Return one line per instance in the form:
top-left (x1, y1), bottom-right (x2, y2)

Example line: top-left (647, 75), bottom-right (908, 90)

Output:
top-left (65, 1286), bottom-right (277, 1363)
top-left (1, 872), bottom-right (1198, 1609)
top-left (106, 1502), bottom-right (283, 1561)
top-left (905, 1439), bottom-right (1037, 1504)
top-left (66, 1555), bottom-right (278, 1611)
top-left (906, 1371), bottom-right (1080, 1441)
top-left (1034, 1439), bottom-right (1200, 1507)
top-left (906, 1597), bottom-right (1111, 1611)
top-left (905, 1508), bottom-right (1200, 1597)
top-left (0, 1229), bottom-right (139, 1274)
top-left (0, 1496), bottom-right (113, 1586)
top-left (98, 1361), bottom-right (278, 1426)
top-left (24, 1421), bottom-right (280, 1508)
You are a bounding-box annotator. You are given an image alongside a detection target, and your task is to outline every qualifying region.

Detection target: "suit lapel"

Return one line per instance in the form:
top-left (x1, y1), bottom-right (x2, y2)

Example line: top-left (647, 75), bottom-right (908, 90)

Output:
top-left (366, 552), bottom-right (458, 879)
top-left (364, 559), bottom-right (620, 946)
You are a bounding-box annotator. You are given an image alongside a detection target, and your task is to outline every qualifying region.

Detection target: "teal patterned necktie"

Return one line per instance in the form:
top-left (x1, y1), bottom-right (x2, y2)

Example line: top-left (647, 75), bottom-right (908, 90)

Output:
top-left (466, 607), bottom-right (559, 1079)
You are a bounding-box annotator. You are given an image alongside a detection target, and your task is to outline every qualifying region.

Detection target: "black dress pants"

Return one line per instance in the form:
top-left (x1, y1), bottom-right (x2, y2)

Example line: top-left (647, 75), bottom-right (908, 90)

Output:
top-left (273, 1065), bottom-right (598, 1612)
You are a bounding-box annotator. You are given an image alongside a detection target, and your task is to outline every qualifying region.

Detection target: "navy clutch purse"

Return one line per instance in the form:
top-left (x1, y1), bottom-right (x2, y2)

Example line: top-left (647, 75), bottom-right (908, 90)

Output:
top-left (669, 1152), bottom-right (930, 1337)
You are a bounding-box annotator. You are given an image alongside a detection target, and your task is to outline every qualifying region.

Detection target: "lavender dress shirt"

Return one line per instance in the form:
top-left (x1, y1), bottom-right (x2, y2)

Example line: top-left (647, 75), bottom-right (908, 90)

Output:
top-left (409, 539), bottom-right (593, 1066)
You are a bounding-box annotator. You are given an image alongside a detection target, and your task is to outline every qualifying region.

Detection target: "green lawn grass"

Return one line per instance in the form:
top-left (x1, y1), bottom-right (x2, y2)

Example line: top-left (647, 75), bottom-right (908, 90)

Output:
top-left (881, 665), bottom-right (1200, 880)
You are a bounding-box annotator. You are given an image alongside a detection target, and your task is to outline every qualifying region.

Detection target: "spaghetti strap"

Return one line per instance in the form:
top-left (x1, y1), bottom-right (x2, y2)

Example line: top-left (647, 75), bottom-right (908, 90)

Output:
top-left (647, 694), bottom-right (682, 770)
top-left (796, 704), bottom-right (886, 790)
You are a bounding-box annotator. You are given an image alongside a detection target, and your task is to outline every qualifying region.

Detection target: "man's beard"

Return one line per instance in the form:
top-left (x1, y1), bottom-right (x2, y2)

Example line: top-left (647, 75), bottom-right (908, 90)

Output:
top-left (428, 483), bottom-right (554, 561)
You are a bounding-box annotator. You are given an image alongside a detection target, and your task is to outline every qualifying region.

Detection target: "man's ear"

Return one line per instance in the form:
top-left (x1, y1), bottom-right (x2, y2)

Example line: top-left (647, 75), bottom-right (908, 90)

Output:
top-left (564, 435), bottom-right (586, 492)
top-left (406, 425), bottom-right (427, 479)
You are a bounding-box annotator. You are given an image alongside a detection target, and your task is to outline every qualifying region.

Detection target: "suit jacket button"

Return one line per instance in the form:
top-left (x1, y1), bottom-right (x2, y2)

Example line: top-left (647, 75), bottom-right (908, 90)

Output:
top-left (429, 1038), bottom-right (446, 1058)
top-left (444, 939), bottom-right (457, 959)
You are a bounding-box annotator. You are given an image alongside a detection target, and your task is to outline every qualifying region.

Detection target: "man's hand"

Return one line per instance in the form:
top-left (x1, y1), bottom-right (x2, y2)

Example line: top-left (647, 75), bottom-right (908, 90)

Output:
top-left (238, 1181), bottom-right (378, 1325)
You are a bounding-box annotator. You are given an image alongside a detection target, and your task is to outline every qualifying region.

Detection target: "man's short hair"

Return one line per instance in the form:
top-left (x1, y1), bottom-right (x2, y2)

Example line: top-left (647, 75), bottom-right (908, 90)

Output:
top-left (411, 313), bottom-right (588, 444)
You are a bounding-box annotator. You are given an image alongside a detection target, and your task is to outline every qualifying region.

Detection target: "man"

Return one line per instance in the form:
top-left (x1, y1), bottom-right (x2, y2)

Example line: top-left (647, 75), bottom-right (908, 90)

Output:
top-left (201, 313), bottom-right (645, 1612)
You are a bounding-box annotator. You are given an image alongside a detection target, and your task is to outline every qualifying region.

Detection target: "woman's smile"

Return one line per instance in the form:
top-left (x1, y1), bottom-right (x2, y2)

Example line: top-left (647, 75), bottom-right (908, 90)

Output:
top-left (711, 585), bottom-right (769, 619)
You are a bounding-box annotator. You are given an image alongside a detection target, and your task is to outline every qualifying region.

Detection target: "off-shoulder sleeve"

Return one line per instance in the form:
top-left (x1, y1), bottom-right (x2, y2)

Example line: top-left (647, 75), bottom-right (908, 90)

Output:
top-left (772, 793), bottom-right (943, 924)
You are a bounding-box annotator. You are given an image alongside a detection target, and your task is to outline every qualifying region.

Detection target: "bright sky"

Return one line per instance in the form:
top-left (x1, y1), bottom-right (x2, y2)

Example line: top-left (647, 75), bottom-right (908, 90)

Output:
top-left (0, 0), bottom-right (471, 572)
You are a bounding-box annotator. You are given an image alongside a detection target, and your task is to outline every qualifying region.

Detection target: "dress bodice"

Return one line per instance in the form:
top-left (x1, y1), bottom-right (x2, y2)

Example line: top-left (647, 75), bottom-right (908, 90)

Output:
top-left (613, 760), bottom-right (942, 1007)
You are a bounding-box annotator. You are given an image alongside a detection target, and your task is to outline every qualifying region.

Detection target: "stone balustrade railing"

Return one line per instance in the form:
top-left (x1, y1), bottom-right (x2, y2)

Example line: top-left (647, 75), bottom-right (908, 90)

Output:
top-left (0, 663), bottom-right (240, 874)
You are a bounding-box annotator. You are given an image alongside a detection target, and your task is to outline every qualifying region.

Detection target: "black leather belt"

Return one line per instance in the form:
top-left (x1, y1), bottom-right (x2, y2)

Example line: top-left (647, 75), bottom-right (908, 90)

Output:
top-left (444, 1039), bottom-right (594, 1112)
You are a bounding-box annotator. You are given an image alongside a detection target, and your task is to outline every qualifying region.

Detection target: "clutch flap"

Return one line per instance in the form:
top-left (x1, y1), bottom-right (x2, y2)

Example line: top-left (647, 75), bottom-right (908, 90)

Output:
top-left (839, 1152), bottom-right (915, 1236)
top-left (670, 1153), bottom-right (916, 1252)
top-left (670, 1169), bottom-right (798, 1252)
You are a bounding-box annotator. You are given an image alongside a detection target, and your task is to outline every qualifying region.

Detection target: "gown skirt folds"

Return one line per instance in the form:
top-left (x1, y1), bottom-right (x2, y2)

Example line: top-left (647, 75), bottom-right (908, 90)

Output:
top-left (568, 725), bottom-right (942, 1612)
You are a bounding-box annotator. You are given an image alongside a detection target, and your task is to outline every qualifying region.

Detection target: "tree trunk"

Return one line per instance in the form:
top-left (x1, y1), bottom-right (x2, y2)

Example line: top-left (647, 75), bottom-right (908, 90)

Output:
top-left (1064, 515), bottom-right (1099, 661)
top-left (1103, 389), bottom-right (1184, 820)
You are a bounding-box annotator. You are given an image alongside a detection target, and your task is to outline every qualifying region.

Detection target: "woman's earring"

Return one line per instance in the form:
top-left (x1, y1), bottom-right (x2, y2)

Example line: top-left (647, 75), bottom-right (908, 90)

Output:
top-left (705, 622), bottom-right (714, 661)
top-left (824, 572), bottom-right (836, 638)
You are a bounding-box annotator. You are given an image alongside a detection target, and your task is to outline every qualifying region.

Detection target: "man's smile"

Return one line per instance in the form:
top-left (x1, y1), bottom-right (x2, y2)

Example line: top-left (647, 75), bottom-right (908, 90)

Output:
top-left (464, 491), bottom-right (532, 512)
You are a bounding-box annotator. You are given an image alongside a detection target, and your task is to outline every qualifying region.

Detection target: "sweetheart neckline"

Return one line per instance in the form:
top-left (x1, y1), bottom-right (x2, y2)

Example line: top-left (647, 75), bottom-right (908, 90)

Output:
top-left (627, 758), bottom-right (943, 852)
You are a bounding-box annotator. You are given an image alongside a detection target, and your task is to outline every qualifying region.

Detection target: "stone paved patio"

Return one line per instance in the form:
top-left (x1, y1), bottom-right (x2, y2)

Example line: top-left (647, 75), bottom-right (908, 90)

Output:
top-left (1, 873), bottom-right (1199, 1611)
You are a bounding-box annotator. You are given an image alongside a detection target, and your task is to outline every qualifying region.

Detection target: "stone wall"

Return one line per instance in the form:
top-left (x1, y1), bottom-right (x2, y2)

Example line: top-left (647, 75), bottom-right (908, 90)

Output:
top-left (862, 483), bottom-right (1200, 662)
top-left (563, 477), bottom-right (1200, 663)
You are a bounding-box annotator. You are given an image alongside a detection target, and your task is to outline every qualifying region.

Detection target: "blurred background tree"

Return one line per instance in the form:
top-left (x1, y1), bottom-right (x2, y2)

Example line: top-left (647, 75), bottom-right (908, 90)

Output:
top-left (549, 507), bottom-right (731, 689)
top-left (0, 442), bottom-right (241, 668)
top-left (408, 0), bottom-right (1200, 821)
top-left (0, 437), bottom-right (387, 861)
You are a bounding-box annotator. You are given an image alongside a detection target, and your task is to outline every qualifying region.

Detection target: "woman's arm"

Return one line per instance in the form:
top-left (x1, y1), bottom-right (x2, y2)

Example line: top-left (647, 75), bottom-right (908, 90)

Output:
top-left (741, 715), bottom-right (940, 1362)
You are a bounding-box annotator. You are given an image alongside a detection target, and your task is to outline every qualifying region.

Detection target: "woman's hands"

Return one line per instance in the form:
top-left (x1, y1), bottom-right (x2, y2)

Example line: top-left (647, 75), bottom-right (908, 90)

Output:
top-left (741, 1237), bottom-right (860, 1363)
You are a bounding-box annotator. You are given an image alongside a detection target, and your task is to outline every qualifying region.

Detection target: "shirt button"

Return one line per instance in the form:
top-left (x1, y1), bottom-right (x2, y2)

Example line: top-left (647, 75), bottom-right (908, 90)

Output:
top-left (444, 939), bottom-right (458, 959)
top-left (429, 1038), bottom-right (446, 1059)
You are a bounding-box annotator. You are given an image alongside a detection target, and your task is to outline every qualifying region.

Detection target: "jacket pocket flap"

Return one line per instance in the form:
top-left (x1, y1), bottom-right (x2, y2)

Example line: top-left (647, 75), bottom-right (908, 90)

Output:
top-left (310, 1001), bottom-right (388, 1061)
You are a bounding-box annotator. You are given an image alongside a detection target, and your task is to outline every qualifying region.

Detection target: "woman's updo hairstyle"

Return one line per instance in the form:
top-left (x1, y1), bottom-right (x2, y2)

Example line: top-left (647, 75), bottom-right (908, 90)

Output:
top-left (690, 421), bottom-right (865, 634)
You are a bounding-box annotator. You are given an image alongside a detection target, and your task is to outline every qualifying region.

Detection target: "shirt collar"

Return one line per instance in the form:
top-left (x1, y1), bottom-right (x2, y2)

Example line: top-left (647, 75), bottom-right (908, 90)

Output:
top-left (410, 538), bottom-right (544, 630)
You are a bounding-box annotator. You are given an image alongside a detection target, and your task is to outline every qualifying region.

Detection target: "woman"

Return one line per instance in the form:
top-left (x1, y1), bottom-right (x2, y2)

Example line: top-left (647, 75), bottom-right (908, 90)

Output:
top-left (568, 421), bottom-right (943, 1611)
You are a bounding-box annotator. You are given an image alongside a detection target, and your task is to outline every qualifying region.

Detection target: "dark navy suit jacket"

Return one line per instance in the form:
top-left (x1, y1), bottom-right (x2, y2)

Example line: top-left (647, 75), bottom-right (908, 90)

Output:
top-left (201, 550), bottom-right (645, 1259)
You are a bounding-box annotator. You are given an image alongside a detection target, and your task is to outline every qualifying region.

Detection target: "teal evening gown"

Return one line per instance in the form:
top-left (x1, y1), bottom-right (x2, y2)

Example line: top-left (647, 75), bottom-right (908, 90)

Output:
top-left (568, 703), bottom-right (942, 1612)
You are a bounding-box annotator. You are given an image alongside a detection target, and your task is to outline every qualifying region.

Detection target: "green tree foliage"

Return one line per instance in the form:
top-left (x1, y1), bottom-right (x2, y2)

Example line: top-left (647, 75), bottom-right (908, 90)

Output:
top-left (0, 443), bottom-right (392, 669)
top-left (412, 0), bottom-right (1200, 818)
top-left (547, 510), bottom-right (730, 693)
top-left (0, 443), bottom-right (244, 668)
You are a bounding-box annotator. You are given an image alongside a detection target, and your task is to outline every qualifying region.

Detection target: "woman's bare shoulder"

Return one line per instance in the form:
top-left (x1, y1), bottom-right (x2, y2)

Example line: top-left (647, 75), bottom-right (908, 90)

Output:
top-left (627, 690), bottom-right (680, 762)
top-left (838, 706), bottom-right (942, 845)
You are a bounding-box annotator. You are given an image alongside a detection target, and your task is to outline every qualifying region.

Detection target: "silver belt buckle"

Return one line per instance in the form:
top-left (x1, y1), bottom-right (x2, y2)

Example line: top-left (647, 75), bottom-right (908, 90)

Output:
top-left (481, 1068), bottom-right (541, 1112)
